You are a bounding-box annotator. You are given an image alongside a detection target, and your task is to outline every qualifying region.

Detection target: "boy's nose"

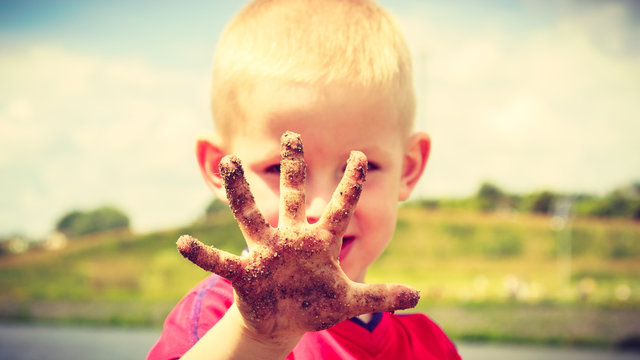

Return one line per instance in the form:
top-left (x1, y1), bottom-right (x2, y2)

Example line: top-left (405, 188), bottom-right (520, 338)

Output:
top-left (305, 196), bottom-right (328, 224)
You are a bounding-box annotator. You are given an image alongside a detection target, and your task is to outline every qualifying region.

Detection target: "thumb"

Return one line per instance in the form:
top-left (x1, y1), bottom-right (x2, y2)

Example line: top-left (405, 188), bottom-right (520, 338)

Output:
top-left (177, 235), bottom-right (242, 281)
top-left (349, 282), bottom-right (420, 316)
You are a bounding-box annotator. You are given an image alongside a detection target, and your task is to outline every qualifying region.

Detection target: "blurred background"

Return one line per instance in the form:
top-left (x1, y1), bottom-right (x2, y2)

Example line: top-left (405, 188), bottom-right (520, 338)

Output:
top-left (1, 0), bottom-right (639, 358)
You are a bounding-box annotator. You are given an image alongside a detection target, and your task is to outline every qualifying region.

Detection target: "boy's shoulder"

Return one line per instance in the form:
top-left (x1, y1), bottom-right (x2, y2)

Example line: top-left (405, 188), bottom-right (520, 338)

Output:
top-left (319, 311), bottom-right (461, 359)
top-left (389, 312), bottom-right (462, 359)
top-left (177, 273), bottom-right (234, 337)
top-left (146, 274), bottom-right (233, 360)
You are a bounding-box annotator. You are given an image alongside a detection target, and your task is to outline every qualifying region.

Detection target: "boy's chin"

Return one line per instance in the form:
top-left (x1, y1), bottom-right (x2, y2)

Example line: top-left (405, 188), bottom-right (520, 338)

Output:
top-left (342, 268), bottom-right (367, 283)
top-left (339, 254), bottom-right (368, 283)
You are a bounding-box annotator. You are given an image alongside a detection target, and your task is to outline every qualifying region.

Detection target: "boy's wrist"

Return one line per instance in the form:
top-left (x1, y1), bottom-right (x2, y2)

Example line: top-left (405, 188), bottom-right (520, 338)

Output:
top-left (240, 323), bottom-right (302, 356)
top-left (231, 303), bottom-right (304, 359)
top-left (182, 303), bottom-right (302, 360)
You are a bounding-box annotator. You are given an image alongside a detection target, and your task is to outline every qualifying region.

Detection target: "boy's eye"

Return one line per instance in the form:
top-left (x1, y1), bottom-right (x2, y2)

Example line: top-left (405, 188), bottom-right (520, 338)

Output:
top-left (339, 161), bottom-right (379, 176)
top-left (265, 164), bottom-right (281, 174)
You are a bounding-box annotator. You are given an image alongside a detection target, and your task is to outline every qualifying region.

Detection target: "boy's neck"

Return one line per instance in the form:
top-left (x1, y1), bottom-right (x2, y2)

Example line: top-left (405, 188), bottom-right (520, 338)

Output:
top-left (356, 313), bottom-right (373, 324)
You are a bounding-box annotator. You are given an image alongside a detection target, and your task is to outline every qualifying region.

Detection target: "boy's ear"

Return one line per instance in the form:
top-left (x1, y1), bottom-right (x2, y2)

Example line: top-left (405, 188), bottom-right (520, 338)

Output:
top-left (398, 132), bottom-right (431, 201)
top-left (196, 135), bottom-right (229, 204)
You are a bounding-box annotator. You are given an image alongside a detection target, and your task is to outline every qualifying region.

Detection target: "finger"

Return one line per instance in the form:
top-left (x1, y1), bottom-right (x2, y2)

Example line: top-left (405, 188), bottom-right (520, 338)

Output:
top-left (177, 235), bottom-right (243, 281)
top-left (349, 282), bottom-right (420, 317)
top-left (219, 155), bottom-right (272, 240)
top-left (279, 131), bottom-right (306, 227)
top-left (317, 151), bottom-right (367, 236)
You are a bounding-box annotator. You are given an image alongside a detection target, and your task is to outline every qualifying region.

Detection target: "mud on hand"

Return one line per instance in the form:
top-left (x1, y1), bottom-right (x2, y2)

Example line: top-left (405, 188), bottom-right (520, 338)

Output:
top-left (177, 131), bottom-right (419, 337)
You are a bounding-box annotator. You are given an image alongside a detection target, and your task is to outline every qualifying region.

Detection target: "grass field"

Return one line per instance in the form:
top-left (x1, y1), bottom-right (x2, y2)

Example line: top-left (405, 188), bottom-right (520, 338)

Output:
top-left (1, 207), bottom-right (639, 348)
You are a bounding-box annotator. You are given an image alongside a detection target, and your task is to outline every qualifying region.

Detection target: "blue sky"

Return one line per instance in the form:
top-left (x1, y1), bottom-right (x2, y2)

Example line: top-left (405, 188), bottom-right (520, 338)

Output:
top-left (1, 0), bottom-right (639, 237)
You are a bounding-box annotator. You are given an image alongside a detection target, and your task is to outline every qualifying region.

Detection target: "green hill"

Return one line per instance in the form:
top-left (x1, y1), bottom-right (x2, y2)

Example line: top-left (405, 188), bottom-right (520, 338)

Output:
top-left (1, 207), bottom-right (639, 348)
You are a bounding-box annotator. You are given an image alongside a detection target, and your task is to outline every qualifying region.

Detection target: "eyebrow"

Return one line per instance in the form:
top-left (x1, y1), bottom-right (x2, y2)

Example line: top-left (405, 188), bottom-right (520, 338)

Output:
top-left (352, 144), bottom-right (391, 159)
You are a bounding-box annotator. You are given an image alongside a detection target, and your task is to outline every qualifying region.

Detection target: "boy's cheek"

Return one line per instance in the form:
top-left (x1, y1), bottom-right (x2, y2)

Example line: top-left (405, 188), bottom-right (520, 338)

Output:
top-left (244, 173), bottom-right (280, 206)
top-left (360, 180), bottom-right (396, 206)
top-left (258, 194), bottom-right (282, 227)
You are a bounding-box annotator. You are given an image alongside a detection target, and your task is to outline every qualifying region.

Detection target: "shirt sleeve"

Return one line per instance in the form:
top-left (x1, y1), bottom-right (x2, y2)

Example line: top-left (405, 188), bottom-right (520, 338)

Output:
top-left (146, 275), bottom-right (234, 360)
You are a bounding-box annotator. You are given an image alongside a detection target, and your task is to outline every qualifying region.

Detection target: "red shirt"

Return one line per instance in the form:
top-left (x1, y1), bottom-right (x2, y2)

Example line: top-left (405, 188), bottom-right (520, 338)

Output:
top-left (147, 274), bottom-right (461, 360)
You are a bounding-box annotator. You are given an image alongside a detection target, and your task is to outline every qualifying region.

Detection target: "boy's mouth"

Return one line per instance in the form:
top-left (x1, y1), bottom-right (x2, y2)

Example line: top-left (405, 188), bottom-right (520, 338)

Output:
top-left (339, 236), bottom-right (355, 262)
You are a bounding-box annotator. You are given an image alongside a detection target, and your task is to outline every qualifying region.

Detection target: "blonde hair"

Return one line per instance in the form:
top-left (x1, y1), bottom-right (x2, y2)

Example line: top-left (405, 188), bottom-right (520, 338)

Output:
top-left (212, 0), bottom-right (415, 146)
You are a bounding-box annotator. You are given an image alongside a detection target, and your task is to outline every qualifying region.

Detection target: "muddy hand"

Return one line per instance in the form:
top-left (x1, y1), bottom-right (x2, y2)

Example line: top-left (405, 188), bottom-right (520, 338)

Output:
top-left (177, 131), bottom-right (419, 337)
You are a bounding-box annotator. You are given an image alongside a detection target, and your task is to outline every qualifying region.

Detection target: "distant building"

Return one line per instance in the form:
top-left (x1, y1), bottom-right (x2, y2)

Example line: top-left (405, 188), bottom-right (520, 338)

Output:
top-left (43, 232), bottom-right (68, 251)
top-left (5, 236), bottom-right (29, 254)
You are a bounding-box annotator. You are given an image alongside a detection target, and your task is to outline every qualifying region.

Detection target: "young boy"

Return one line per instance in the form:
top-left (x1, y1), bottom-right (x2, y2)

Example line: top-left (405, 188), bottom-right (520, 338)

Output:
top-left (148, 0), bottom-right (461, 359)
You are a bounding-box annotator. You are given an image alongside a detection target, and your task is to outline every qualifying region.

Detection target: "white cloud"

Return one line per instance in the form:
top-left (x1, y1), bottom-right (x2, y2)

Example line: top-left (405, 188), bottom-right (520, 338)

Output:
top-left (0, 45), bottom-right (213, 236)
top-left (2, 2), bottom-right (640, 237)
top-left (399, 1), bottom-right (640, 197)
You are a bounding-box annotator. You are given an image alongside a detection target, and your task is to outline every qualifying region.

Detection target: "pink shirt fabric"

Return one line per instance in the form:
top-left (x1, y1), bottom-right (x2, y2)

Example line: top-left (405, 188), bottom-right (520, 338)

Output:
top-left (147, 274), bottom-right (462, 360)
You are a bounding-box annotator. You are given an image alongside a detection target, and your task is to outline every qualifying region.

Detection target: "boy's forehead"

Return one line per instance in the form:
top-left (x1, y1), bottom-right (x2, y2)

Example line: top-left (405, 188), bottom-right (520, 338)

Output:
top-left (228, 84), bottom-right (406, 163)
top-left (239, 80), bottom-right (402, 135)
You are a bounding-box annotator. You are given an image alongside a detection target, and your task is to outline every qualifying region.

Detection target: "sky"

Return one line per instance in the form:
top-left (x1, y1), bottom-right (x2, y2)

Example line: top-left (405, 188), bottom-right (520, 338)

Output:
top-left (1, 0), bottom-right (639, 237)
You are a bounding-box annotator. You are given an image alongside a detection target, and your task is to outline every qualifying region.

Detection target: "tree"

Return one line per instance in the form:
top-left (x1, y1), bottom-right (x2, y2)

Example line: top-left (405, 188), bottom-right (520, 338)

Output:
top-left (56, 210), bottom-right (83, 233)
top-left (476, 182), bottom-right (504, 212)
top-left (56, 206), bottom-right (130, 237)
top-left (530, 191), bottom-right (556, 214)
top-left (205, 199), bottom-right (229, 215)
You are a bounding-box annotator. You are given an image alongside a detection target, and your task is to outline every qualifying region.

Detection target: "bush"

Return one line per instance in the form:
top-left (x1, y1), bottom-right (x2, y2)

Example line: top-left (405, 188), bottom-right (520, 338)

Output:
top-left (607, 230), bottom-right (640, 258)
top-left (483, 230), bottom-right (523, 258)
top-left (415, 199), bottom-right (440, 210)
top-left (588, 192), bottom-right (640, 219)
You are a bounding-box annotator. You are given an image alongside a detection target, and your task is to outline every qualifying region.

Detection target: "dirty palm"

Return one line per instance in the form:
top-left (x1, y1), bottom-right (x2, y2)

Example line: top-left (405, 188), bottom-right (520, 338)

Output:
top-left (178, 131), bottom-right (419, 336)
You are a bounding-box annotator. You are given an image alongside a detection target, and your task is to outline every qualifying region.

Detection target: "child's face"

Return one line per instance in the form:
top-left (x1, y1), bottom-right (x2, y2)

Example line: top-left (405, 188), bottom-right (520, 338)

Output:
top-left (223, 82), bottom-right (411, 283)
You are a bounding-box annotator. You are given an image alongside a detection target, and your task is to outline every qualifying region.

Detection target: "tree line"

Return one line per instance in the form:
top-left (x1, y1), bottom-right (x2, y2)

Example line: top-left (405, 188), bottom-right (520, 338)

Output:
top-left (415, 181), bottom-right (640, 220)
top-left (50, 180), bottom-right (640, 241)
top-left (55, 206), bottom-right (130, 238)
